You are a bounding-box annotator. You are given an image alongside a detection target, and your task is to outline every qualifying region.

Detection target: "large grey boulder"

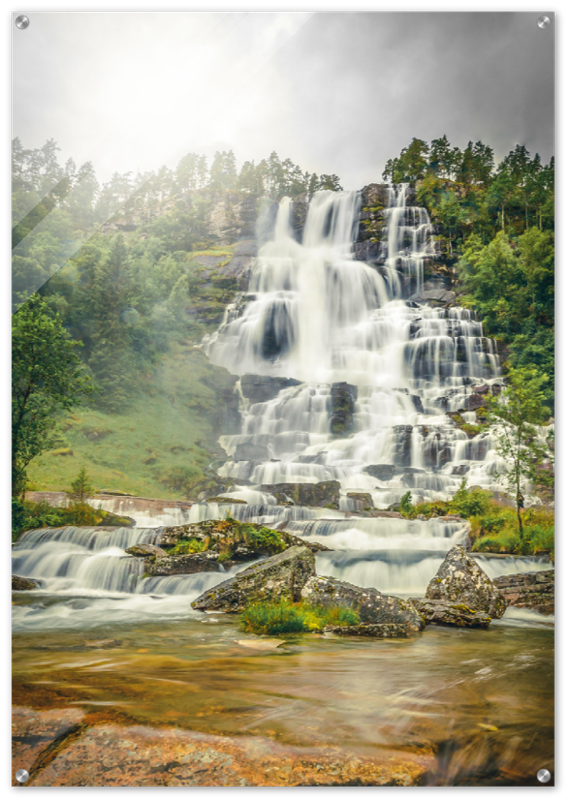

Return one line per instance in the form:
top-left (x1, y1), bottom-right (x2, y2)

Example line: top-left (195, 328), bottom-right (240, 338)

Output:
top-left (191, 546), bottom-right (316, 612)
top-left (301, 575), bottom-right (425, 632)
top-left (425, 545), bottom-right (506, 619)
top-left (411, 598), bottom-right (492, 628)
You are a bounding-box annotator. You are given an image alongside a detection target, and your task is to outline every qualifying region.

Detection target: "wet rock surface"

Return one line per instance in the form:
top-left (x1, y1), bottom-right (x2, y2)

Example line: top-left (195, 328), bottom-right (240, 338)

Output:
top-left (259, 481), bottom-right (341, 508)
top-left (363, 464), bottom-right (395, 481)
top-left (12, 706), bottom-right (87, 786)
top-left (12, 709), bottom-right (434, 786)
top-left (330, 382), bottom-right (358, 437)
top-left (145, 552), bottom-right (222, 576)
top-left (191, 546), bottom-right (316, 612)
top-left (346, 492), bottom-right (375, 511)
top-left (125, 543), bottom-right (167, 558)
top-left (240, 374), bottom-right (301, 403)
top-left (411, 598), bottom-right (492, 628)
top-left (426, 545), bottom-right (506, 619)
top-left (324, 623), bottom-right (408, 638)
top-left (12, 575), bottom-right (39, 590)
top-left (493, 570), bottom-right (554, 616)
top-left (301, 575), bottom-right (425, 633)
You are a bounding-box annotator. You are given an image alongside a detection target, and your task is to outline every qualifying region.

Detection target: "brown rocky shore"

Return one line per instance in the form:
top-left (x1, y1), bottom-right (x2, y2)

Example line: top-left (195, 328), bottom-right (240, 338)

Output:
top-left (12, 706), bottom-right (435, 787)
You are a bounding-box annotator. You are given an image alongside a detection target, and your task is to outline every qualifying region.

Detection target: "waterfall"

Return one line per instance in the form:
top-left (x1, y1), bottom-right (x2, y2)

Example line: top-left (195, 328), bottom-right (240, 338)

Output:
top-left (13, 186), bottom-right (550, 631)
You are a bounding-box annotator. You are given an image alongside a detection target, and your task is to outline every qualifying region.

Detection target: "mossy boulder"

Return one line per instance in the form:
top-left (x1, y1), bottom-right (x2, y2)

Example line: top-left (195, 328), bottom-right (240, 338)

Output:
top-left (301, 575), bottom-right (425, 633)
top-left (410, 598), bottom-right (492, 628)
top-left (347, 492), bottom-right (374, 512)
top-left (425, 545), bottom-right (506, 619)
top-left (157, 518), bottom-right (330, 565)
top-left (191, 546), bottom-right (316, 612)
top-left (330, 382), bottom-right (358, 437)
top-left (12, 575), bottom-right (39, 591)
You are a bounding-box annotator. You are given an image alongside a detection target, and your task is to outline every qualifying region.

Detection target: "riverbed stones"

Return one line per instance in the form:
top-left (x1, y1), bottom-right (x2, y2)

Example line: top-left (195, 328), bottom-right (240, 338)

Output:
top-left (411, 599), bottom-right (492, 629)
top-left (301, 575), bottom-right (425, 633)
top-left (191, 546), bottom-right (316, 612)
top-left (493, 570), bottom-right (554, 615)
top-left (12, 575), bottom-right (38, 590)
top-left (425, 545), bottom-right (507, 619)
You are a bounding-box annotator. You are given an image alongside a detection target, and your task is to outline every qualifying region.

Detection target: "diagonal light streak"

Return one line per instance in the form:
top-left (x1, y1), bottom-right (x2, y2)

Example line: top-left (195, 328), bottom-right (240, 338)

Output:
top-left (12, 11), bottom-right (315, 312)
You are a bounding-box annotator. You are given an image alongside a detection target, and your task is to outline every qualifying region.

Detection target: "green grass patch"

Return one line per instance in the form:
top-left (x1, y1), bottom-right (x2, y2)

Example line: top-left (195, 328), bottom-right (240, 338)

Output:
top-left (26, 346), bottom-right (237, 500)
top-left (239, 600), bottom-right (360, 635)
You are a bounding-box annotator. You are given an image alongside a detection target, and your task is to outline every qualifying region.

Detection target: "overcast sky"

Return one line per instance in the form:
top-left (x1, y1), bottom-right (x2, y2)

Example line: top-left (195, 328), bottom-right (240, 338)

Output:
top-left (12, 11), bottom-right (554, 190)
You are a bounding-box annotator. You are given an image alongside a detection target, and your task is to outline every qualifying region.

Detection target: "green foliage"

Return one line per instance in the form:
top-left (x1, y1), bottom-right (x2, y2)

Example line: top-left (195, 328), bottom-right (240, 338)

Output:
top-left (66, 467), bottom-right (96, 503)
top-left (239, 600), bottom-right (359, 635)
top-left (450, 479), bottom-right (492, 518)
top-left (11, 497), bottom-right (133, 540)
top-left (167, 538), bottom-right (207, 555)
top-left (400, 491), bottom-right (413, 517)
top-left (471, 505), bottom-right (554, 558)
top-left (12, 294), bottom-right (93, 497)
top-left (485, 367), bottom-right (552, 536)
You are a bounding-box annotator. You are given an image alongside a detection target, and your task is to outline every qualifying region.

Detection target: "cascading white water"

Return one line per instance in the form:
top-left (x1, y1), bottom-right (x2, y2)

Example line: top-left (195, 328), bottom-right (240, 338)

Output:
top-left (13, 186), bottom-right (550, 630)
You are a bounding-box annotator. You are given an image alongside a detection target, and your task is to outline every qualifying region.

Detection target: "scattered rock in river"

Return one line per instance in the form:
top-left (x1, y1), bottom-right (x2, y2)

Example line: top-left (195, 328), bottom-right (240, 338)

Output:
top-left (425, 545), bottom-right (506, 619)
top-left (301, 575), bottom-right (425, 633)
top-left (240, 374), bottom-right (301, 404)
top-left (259, 481), bottom-right (340, 509)
top-left (493, 570), bottom-right (554, 616)
top-left (411, 598), bottom-right (492, 628)
top-left (191, 546), bottom-right (315, 612)
top-left (324, 623), bottom-right (408, 638)
top-left (12, 575), bottom-right (38, 590)
top-left (145, 552), bottom-right (222, 576)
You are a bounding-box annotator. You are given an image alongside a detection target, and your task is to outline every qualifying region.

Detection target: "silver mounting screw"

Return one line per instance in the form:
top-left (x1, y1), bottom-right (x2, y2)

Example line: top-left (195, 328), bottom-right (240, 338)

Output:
top-left (537, 768), bottom-right (551, 784)
top-left (537, 15), bottom-right (551, 29)
top-left (15, 15), bottom-right (30, 29)
top-left (15, 769), bottom-right (30, 784)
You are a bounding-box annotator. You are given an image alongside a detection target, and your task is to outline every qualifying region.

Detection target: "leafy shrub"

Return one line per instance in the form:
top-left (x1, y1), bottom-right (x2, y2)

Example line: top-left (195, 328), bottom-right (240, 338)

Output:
top-left (450, 479), bottom-right (492, 517)
top-left (168, 538), bottom-right (207, 555)
top-left (239, 600), bottom-right (359, 635)
top-left (400, 491), bottom-right (413, 517)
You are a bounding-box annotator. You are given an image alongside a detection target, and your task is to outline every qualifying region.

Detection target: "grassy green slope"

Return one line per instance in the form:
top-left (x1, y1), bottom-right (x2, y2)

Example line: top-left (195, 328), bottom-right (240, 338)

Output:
top-left (27, 345), bottom-right (238, 499)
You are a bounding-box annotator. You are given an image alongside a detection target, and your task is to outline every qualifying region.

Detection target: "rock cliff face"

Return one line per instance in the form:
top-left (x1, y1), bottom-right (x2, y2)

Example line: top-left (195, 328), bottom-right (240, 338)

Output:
top-left (258, 481), bottom-right (341, 508)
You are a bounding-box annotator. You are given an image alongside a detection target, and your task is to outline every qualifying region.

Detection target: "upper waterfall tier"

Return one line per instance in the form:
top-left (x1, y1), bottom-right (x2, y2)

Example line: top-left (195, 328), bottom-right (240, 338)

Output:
top-left (204, 186), bottom-right (499, 389)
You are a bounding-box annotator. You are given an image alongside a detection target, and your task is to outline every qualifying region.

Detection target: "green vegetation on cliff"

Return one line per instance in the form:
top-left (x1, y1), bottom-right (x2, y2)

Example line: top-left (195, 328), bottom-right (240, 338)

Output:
top-left (383, 136), bottom-right (554, 409)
